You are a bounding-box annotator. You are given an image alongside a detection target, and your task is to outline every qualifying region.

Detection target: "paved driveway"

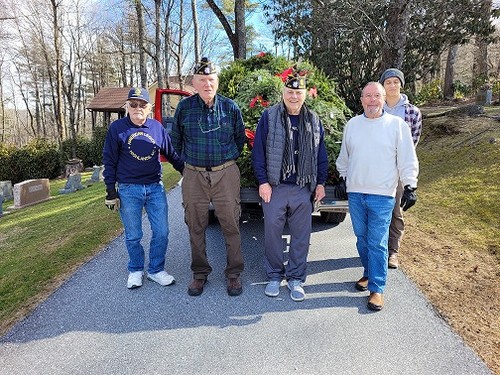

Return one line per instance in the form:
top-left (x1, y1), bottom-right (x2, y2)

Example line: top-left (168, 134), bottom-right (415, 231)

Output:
top-left (0, 186), bottom-right (492, 375)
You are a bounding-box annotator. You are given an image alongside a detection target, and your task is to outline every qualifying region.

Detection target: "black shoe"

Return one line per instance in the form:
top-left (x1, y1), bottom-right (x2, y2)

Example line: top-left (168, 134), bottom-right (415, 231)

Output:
top-left (188, 278), bottom-right (206, 296)
top-left (227, 276), bottom-right (242, 296)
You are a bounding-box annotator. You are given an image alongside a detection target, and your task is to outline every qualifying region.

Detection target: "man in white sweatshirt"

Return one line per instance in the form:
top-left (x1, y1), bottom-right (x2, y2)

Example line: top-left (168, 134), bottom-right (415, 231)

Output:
top-left (336, 82), bottom-right (419, 311)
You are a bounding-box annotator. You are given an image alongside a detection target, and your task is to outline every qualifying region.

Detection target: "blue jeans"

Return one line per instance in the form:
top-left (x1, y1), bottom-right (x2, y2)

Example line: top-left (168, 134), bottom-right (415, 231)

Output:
top-left (348, 193), bottom-right (395, 294)
top-left (118, 182), bottom-right (169, 274)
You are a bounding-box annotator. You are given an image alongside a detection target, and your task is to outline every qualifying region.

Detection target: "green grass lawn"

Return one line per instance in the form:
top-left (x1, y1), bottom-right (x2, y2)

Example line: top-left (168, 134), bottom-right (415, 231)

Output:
top-left (0, 163), bottom-right (181, 333)
top-left (412, 141), bottom-right (499, 259)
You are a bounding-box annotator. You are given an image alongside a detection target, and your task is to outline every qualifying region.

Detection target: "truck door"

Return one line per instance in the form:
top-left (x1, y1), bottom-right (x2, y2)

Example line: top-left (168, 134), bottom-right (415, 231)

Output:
top-left (154, 88), bottom-right (191, 161)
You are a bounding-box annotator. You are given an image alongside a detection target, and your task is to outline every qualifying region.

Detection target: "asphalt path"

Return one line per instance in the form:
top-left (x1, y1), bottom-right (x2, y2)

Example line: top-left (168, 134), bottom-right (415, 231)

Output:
top-left (0, 185), bottom-right (492, 375)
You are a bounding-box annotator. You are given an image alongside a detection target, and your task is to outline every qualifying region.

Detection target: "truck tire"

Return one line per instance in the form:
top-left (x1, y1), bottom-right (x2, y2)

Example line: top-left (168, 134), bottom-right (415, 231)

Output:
top-left (320, 211), bottom-right (346, 224)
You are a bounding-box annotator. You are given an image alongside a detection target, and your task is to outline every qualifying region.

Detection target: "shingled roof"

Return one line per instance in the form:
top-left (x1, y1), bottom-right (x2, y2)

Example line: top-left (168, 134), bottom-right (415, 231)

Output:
top-left (86, 87), bottom-right (131, 112)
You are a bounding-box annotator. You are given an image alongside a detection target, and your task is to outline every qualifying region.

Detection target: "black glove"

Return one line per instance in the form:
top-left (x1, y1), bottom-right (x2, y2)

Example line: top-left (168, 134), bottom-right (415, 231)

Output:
top-left (335, 177), bottom-right (348, 200)
top-left (400, 185), bottom-right (417, 211)
top-left (105, 189), bottom-right (120, 211)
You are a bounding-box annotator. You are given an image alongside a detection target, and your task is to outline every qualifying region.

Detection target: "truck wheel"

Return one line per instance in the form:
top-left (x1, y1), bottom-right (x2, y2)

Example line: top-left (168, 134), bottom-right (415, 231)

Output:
top-left (320, 211), bottom-right (346, 224)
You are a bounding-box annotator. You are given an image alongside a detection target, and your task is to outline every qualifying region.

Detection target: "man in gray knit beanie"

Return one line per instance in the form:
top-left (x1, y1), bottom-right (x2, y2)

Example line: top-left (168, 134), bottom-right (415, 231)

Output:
top-left (379, 68), bottom-right (422, 270)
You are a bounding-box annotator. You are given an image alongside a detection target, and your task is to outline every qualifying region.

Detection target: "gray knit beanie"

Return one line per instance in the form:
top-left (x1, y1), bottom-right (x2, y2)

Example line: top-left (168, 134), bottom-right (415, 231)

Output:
top-left (379, 68), bottom-right (405, 87)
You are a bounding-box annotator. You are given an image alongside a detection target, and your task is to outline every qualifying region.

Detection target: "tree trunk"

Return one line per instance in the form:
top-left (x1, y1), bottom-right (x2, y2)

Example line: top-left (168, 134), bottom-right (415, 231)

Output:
top-left (0, 68), bottom-right (4, 143)
top-left (472, 0), bottom-right (492, 89)
top-left (443, 44), bottom-right (458, 99)
top-left (120, 31), bottom-right (128, 87)
top-left (164, 2), bottom-right (172, 89)
top-left (380, 0), bottom-right (409, 71)
top-left (155, 0), bottom-right (163, 89)
top-left (135, 0), bottom-right (147, 88)
top-left (191, 0), bottom-right (200, 63)
top-left (176, 0), bottom-right (184, 90)
top-left (206, 0), bottom-right (246, 60)
top-left (51, 0), bottom-right (65, 144)
top-left (235, 0), bottom-right (246, 59)
top-left (473, 36), bottom-right (489, 88)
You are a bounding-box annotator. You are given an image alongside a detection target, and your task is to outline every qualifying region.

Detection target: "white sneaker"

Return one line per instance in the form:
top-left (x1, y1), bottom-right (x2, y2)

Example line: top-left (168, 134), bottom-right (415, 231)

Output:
top-left (127, 271), bottom-right (143, 289)
top-left (147, 271), bottom-right (175, 286)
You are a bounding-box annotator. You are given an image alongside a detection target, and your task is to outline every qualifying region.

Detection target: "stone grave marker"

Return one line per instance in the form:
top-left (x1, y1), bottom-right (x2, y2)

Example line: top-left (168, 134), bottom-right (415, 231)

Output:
top-left (85, 165), bottom-right (104, 186)
top-left (64, 159), bottom-right (84, 178)
top-left (59, 173), bottom-right (85, 194)
top-left (13, 179), bottom-right (50, 208)
top-left (0, 180), bottom-right (13, 200)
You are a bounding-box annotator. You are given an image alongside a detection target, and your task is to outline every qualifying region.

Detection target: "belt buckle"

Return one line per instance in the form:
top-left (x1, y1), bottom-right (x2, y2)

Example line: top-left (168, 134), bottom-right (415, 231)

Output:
top-left (206, 166), bottom-right (212, 171)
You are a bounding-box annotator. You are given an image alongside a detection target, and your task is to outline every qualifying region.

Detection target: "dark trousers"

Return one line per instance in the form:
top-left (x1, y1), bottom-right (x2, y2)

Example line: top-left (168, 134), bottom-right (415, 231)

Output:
top-left (262, 184), bottom-right (313, 282)
top-left (388, 180), bottom-right (405, 254)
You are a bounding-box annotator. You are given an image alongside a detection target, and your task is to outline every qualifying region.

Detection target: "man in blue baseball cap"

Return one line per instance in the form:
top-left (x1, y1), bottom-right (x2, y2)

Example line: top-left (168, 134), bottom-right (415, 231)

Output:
top-left (103, 87), bottom-right (184, 289)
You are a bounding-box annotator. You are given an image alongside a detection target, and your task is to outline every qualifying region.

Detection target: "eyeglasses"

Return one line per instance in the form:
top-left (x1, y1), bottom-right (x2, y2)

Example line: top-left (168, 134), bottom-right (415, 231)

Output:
top-left (362, 94), bottom-right (384, 99)
top-left (128, 102), bottom-right (148, 109)
top-left (198, 118), bottom-right (220, 133)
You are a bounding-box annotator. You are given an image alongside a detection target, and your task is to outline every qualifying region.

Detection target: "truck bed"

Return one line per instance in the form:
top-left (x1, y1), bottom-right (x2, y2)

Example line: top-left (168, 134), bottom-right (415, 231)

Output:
top-left (239, 185), bottom-right (348, 224)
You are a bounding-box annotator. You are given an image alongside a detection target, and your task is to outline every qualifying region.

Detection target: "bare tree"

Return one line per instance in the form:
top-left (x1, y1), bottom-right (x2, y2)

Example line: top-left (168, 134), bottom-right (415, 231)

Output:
top-left (0, 52), bottom-right (7, 143)
top-left (154, 0), bottom-right (164, 88)
top-left (11, 2), bottom-right (50, 139)
top-left (163, 0), bottom-right (175, 88)
top-left (134, 0), bottom-right (147, 88)
top-left (192, 0), bottom-right (201, 63)
top-left (50, 0), bottom-right (65, 143)
top-left (206, 0), bottom-right (246, 60)
top-left (169, 0), bottom-right (186, 89)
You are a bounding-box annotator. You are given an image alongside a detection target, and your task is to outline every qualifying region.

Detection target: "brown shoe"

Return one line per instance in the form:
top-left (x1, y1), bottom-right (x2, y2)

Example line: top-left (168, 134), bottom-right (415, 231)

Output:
top-left (388, 253), bottom-right (399, 269)
top-left (227, 276), bottom-right (243, 296)
top-left (367, 292), bottom-right (384, 311)
top-left (355, 276), bottom-right (368, 291)
top-left (187, 278), bottom-right (206, 296)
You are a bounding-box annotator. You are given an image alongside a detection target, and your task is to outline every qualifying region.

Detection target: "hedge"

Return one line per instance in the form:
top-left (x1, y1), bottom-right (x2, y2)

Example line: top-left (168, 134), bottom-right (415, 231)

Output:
top-left (0, 127), bottom-right (107, 184)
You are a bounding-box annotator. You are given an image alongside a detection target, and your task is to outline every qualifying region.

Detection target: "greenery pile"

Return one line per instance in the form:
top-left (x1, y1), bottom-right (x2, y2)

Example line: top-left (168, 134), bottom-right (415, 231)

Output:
top-left (218, 53), bottom-right (352, 186)
top-left (0, 127), bottom-right (107, 184)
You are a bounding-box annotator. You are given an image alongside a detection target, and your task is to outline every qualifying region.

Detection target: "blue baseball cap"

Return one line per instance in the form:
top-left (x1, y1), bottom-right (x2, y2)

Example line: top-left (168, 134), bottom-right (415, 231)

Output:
top-left (128, 87), bottom-right (150, 103)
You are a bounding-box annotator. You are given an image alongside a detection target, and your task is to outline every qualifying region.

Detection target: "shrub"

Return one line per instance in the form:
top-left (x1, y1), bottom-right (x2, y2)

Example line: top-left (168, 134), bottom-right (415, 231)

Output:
top-left (60, 126), bottom-right (107, 167)
top-left (452, 80), bottom-right (472, 99)
top-left (0, 139), bottom-right (62, 184)
top-left (0, 128), bottom-right (107, 184)
top-left (491, 80), bottom-right (500, 101)
top-left (415, 79), bottom-right (443, 105)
